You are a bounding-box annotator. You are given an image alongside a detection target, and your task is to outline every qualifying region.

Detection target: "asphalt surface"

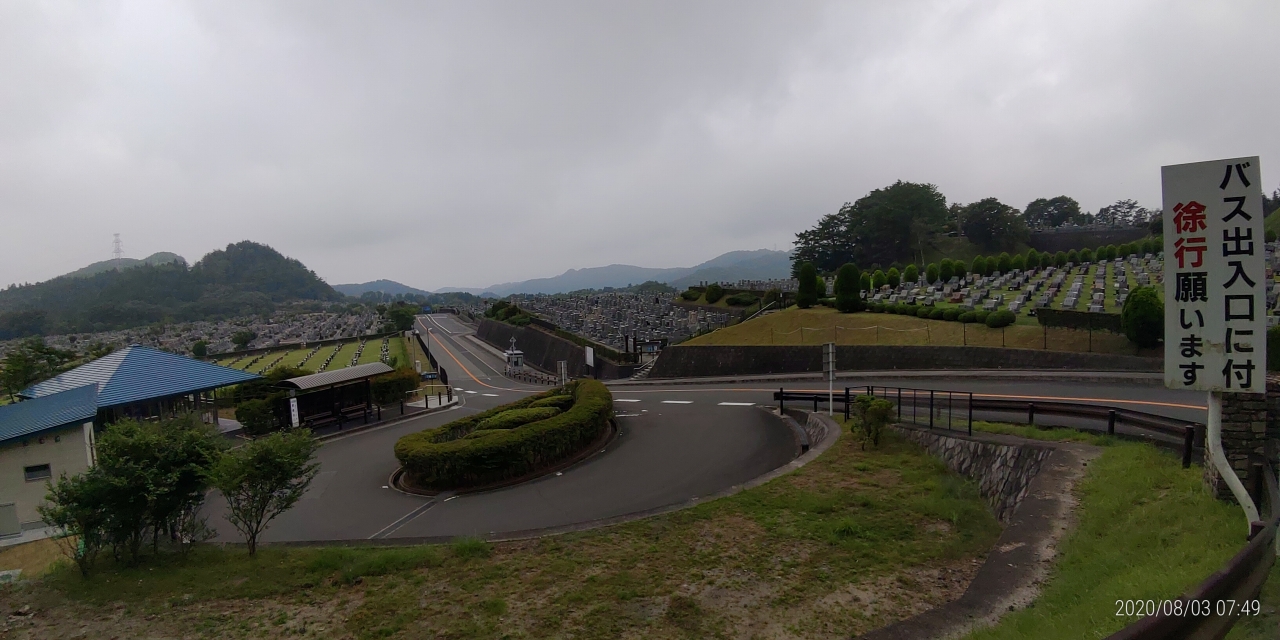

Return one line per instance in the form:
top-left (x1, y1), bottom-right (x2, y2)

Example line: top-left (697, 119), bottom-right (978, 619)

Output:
top-left (208, 313), bottom-right (1207, 544)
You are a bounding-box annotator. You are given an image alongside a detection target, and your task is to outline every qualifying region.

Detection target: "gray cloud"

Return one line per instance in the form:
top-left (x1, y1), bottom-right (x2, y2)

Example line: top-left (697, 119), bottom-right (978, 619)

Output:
top-left (1, 0), bottom-right (1276, 289)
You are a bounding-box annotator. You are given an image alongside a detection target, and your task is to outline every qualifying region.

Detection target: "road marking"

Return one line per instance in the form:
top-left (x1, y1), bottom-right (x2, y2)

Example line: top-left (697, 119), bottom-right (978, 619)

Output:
top-left (718, 402), bottom-right (755, 406)
top-left (482, 393), bottom-right (499, 397)
top-left (615, 398), bottom-right (641, 403)
top-left (610, 387), bottom-right (1204, 411)
top-left (465, 390), bottom-right (478, 394)
top-left (369, 493), bottom-right (453, 539)
top-left (661, 400), bottom-right (693, 404)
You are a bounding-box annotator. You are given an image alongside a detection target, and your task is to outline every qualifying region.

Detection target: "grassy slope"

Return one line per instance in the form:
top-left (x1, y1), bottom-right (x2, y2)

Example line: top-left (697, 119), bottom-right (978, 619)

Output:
top-left (685, 307), bottom-right (1147, 355)
top-left (17, 428), bottom-right (1001, 639)
top-left (965, 444), bottom-right (1250, 639)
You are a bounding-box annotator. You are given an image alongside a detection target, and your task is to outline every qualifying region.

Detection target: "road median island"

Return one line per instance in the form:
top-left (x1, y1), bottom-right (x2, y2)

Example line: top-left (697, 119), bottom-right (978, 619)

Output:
top-left (393, 379), bottom-right (613, 491)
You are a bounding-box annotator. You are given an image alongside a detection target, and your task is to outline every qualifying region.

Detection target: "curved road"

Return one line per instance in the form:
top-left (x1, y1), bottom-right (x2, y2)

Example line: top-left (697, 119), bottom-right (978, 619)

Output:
top-left (209, 314), bottom-right (1206, 544)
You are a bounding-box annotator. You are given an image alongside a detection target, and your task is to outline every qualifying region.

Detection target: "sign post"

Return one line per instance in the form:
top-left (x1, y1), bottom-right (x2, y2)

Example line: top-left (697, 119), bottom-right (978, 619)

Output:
top-left (584, 346), bottom-right (595, 378)
top-left (823, 342), bottom-right (835, 416)
top-left (289, 396), bottom-right (300, 429)
top-left (1162, 156), bottom-right (1265, 530)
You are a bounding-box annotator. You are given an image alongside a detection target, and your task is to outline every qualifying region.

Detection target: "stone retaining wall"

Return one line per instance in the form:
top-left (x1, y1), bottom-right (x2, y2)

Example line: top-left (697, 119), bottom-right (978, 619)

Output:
top-left (475, 319), bottom-right (638, 380)
top-left (1205, 376), bottom-right (1280, 502)
top-left (892, 424), bottom-right (1054, 523)
top-left (648, 345), bottom-right (1160, 379)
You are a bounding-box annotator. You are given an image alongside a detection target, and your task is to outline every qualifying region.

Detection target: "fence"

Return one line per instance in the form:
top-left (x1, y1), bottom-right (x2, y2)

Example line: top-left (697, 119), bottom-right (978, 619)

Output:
top-left (773, 385), bottom-right (1204, 466)
top-left (412, 331), bottom-right (449, 387)
top-left (774, 385), bottom-right (1277, 639)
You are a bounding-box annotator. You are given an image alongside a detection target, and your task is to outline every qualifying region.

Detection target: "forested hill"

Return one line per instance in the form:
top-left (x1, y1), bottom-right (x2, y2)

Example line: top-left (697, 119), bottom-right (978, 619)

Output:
top-left (0, 241), bottom-right (341, 338)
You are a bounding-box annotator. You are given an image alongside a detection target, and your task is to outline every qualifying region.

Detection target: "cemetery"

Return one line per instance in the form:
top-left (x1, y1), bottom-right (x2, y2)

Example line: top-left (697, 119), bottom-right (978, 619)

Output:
top-left (508, 291), bottom-right (734, 351)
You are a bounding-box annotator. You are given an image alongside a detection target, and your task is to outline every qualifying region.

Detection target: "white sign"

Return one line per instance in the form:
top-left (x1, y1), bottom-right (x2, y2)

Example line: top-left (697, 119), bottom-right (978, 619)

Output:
top-left (823, 342), bottom-right (836, 382)
top-left (1162, 156), bottom-right (1266, 393)
top-left (289, 397), bottom-right (300, 428)
top-left (584, 346), bottom-right (594, 368)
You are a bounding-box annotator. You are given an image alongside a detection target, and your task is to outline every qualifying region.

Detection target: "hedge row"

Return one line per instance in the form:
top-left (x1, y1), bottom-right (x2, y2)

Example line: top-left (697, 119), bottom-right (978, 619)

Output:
top-left (393, 379), bottom-right (613, 489)
top-left (865, 303), bottom-right (1016, 328)
top-left (476, 406), bottom-right (562, 431)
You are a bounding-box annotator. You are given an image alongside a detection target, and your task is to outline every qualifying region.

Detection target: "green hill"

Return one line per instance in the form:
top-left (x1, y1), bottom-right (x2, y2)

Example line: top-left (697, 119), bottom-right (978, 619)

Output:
top-left (61, 252), bottom-right (187, 279)
top-left (0, 241), bottom-right (341, 338)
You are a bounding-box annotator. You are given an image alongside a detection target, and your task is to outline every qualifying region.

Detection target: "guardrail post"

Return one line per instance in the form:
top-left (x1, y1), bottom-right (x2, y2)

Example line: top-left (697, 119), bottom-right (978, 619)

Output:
top-left (1182, 426), bottom-right (1195, 469)
top-left (897, 388), bottom-right (901, 419)
top-left (1107, 410), bottom-right (1117, 436)
top-left (1027, 403), bottom-right (1035, 426)
top-left (929, 391), bottom-right (935, 428)
top-left (967, 392), bottom-right (973, 436)
top-left (778, 388), bottom-right (783, 413)
top-left (844, 387), bottom-right (850, 421)
top-left (1249, 461), bottom-right (1264, 517)
top-left (813, 396), bottom-right (819, 412)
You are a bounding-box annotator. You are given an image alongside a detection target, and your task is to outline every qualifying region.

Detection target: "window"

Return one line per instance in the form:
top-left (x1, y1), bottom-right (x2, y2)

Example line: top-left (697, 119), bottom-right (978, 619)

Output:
top-left (23, 464), bottom-right (51, 482)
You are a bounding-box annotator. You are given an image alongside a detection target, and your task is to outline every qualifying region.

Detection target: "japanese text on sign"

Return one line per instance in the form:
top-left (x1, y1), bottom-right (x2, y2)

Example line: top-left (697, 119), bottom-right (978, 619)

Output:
top-left (1162, 157), bottom-right (1266, 393)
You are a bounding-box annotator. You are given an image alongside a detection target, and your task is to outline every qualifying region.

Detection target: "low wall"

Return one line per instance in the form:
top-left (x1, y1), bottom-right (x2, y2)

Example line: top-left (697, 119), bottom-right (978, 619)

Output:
top-left (892, 424), bottom-right (1053, 523)
top-left (648, 345), bottom-right (1160, 378)
top-left (475, 319), bottom-right (639, 380)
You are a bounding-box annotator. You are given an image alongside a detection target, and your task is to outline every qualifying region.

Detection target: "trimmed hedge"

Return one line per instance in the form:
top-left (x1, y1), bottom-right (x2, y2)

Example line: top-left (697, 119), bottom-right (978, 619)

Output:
top-left (394, 380), bottom-right (613, 489)
top-left (529, 395), bottom-right (574, 410)
top-left (1036, 308), bottom-right (1123, 333)
top-left (726, 292), bottom-right (760, 306)
top-left (477, 406), bottom-right (562, 431)
top-left (985, 309), bottom-right (1015, 328)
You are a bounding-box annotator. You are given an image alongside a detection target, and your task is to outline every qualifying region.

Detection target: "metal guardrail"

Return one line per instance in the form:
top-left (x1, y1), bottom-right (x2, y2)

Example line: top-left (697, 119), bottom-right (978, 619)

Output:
top-left (773, 385), bottom-right (1204, 466)
top-left (774, 384), bottom-right (1275, 639)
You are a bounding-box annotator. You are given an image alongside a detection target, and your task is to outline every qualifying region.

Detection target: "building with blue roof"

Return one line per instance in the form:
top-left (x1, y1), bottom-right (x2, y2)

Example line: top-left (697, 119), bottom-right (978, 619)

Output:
top-left (2, 345), bottom-right (259, 538)
top-left (0, 385), bottom-right (99, 537)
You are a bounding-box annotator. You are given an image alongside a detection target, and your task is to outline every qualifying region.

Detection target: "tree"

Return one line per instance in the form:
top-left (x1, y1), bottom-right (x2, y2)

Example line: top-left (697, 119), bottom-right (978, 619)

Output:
top-left (971, 256), bottom-right (987, 277)
top-left (1096, 199), bottom-right (1154, 226)
top-left (1066, 249), bottom-right (1079, 264)
top-left (959, 198), bottom-right (1027, 251)
top-left (795, 263), bottom-right (819, 309)
top-left (371, 367), bottom-right (421, 408)
top-left (903, 264), bottom-right (919, 284)
top-left (852, 394), bottom-right (894, 449)
top-left (231, 330), bottom-right (257, 350)
top-left (1268, 229), bottom-right (1278, 243)
top-left (1010, 254), bottom-right (1025, 271)
top-left (1023, 196), bottom-right (1083, 228)
top-left (191, 340), bottom-right (209, 358)
top-left (834, 264), bottom-right (863, 313)
top-left (1080, 248), bottom-right (1094, 263)
top-left (212, 429), bottom-right (319, 557)
top-left (871, 269), bottom-right (887, 291)
top-left (938, 259), bottom-right (954, 283)
top-left (859, 272), bottom-right (871, 292)
top-left (1, 337), bottom-right (76, 401)
top-left (996, 252), bottom-right (1012, 273)
top-left (39, 473), bottom-right (110, 576)
top-left (385, 304), bottom-right (417, 331)
top-left (1121, 286), bottom-right (1163, 348)
top-left (1025, 249), bottom-right (1041, 270)
top-left (235, 399), bottom-right (279, 436)
top-left (886, 267), bottom-right (901, 288)
top-left (925, 263), bottom-right (939, 284)
top-left (792, 181), bottom-right (948, 272)
top-left (1054, 251), bottom-right (1068, 267)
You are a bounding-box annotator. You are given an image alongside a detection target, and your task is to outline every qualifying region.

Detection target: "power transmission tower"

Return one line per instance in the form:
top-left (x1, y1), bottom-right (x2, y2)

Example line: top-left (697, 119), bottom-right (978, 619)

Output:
top-left (112, 234), bottom-right (123, 260)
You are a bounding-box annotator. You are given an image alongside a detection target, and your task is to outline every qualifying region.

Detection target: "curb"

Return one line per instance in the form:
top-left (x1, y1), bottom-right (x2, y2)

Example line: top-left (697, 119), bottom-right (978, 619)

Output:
top-left (314, 397), bottom-right (460, 443)
top-left (609, 370), bottom-right (1162, 387)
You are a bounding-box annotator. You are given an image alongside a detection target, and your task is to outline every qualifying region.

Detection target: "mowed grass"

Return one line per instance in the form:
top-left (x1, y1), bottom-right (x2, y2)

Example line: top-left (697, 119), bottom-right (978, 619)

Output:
top-left (21, 427), bottom-right (1003, 639)
top-left (0, 538), bottom-right (63, 578)
top-left (687, 307), bottom-right (1150, 355)
top-left (964, 443), bottom-right (1250, 639)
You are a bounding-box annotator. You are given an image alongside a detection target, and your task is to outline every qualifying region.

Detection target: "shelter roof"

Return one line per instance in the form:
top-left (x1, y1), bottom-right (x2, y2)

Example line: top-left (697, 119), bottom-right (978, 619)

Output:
top-left (0, 384), bottom-right (98, 444)
top-left (278, 362), bottom-right (393, 391)
top-left (19, 345), bottom-right (260, 407)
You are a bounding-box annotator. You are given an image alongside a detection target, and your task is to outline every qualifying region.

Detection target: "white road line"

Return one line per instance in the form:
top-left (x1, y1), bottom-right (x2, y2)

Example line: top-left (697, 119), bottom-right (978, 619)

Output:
top-left (465, 390), bottom-right (478, 394)
top-left (482, 393), bottom-right (499, 397)
top-left (718, 402), bottom-right (755, 406)
top-left (661, 400), bottom-right (693, 404)
top-left (614, 398), bottom-right (641, 403)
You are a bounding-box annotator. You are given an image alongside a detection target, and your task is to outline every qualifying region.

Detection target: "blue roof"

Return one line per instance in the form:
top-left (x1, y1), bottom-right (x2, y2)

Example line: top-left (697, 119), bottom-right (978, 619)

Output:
top-left (19, 345), bottom-right (260, 408)
top-left (0, 384), bottom-right (98, 444)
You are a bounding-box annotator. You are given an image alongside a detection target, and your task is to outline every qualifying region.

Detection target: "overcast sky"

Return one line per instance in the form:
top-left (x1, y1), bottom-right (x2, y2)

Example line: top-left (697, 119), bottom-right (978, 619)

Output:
top-left (2, 1), bottom-right (1277, 291)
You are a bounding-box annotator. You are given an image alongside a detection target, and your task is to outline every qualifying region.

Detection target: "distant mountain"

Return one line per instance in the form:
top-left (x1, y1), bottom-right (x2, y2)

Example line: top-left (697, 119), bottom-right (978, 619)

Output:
top-left (333, 279), bottom-right (432, 297)
top-left (0, 241), bottom-right (341, 338)
top-left (61, 252), bottom-right (187, 279)
top-left (475, 249), bottom-right (793, 296)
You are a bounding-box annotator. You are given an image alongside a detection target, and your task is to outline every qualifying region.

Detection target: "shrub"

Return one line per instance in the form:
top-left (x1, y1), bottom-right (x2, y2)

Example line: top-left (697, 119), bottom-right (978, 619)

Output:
top-left (971, 256), bottom-right (988, 277)
top-left (871, 269), bottom-right (887, 290)
top-left (897, 304), bottom-right (914, 315)
top-left (869, 303), bottom-right (884, 312)
top-left (1121, 286), bottom-right (1163, 348)
top-left (929, 308), bottom-right (945, 320)
top-left (236, 399), bottom-right (279, 436)
top-left (985, 309), bottom-right (1016, 328)
top-left (1106, 244), bottom-right (1119, 260)
top-left (1025, 249), bottom-right (1040, 270)
top-left (680, 289), bottom-right (701, 301)
top-left (1268, 229), bottom-right (1278, 243)
top-left (371, 367), bottom-right (420, 406)
top-left (903, 264), bottom-right (919, 284)
top-left (942, 308), bottom-right (960, 321)
top-left (529, 395), bottom-right (574, 410)
top-left (938, 259), bottom-right (954, 283)
top-left (852, 395), bottom-right (894, 448)
top-left (1079, 248), bottom-right (1093, 263)
top-left (1066, 249), bottom-right (1079, 264)
top-left (835, 263), bottom-right (863, 312)
top-left (916, 307), bottom-right (931, 319)
top-left (394, 380), bottom-right (613, 489)
top-left (796, 263), bottom-right (818, 309)
top-left (974, 310), bottom-right (990, 324)
top-left (887, 267), bottom-right (901, 288)
top-left (818, 297), bottom-right (836, 307)
top-left (477, 406), bottom-right (562, 431)
top-left (1054, 251), bottom-right (1067, 267)
top-left (859, 272), bottom-right (871, 292)
top-left (704, 283), bottom-right (725, 304)
top-left (996, 252), bottom-right (1011, 274)
top-left (725, 292), bottom-right (759, 306)
top-left (959, 311), bottom-right (977, 323)
top-left (1010, 254), bottom-right (1025, 271)
top-left (925, 263), bottom-right (939, 284)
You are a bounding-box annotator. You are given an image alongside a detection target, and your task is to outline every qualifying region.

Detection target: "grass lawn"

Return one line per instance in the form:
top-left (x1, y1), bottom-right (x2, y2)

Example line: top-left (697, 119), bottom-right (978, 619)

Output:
top-left (324, 342), bottom-right (360, 371)
top-left (6, 424), bottom-right (1003, 639)
top-left (963, 442), bottom-right (1263, 639)
top-left (686, 307), bottom-right (1150, 356)
top-left (356, 339), bottom-right (384, 365)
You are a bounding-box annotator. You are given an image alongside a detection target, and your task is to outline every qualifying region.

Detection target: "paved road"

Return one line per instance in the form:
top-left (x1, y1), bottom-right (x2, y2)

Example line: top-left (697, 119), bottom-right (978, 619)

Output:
top-left (208, 313), bottom-right (1207, 544)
